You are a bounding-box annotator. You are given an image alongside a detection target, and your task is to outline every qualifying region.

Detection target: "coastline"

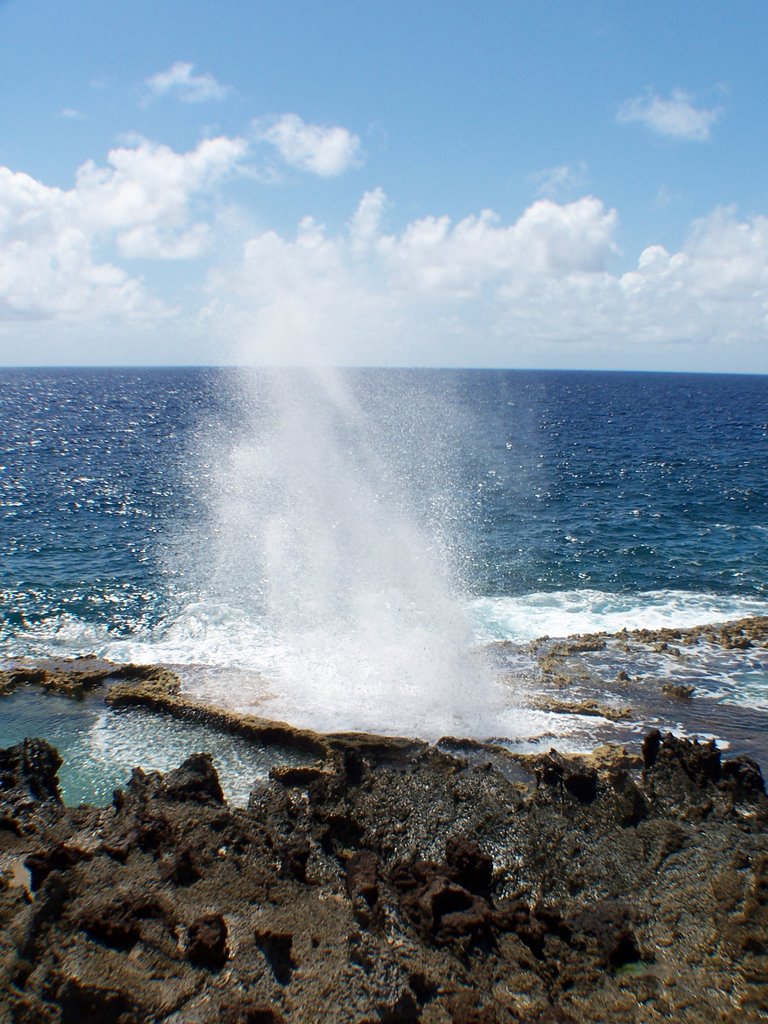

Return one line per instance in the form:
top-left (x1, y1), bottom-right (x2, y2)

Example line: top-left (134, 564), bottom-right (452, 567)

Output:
top-left (3, 613), bottom-right (768, 764)
top-left (0, 617), bottom-right (767, 1021)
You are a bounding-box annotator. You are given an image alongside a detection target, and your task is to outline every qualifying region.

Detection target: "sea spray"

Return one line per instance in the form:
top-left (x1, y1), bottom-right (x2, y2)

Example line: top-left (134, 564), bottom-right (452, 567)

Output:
top-left (196, 366), bottom-right (499, 738)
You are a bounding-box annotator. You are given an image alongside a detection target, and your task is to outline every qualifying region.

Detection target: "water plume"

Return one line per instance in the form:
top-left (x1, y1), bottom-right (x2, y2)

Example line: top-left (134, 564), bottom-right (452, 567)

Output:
top-left (201, 366), bottom-right (498, 738)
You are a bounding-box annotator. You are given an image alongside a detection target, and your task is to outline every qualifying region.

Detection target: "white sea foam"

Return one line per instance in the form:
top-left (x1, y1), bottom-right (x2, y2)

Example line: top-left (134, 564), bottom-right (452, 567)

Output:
top-left (471, 589), bottom-right (768, 643)
top-left (8, 588), bottom-right (767, 664)
top-left (5, 585), bottom-right (768, 734)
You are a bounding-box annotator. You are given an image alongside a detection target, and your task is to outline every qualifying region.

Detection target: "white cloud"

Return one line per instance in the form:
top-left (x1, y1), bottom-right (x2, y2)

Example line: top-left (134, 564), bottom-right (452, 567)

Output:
top-left (145, 61), bottom-right (229, 103)
top-left (75, 136), bottom-right (246, 254)
top-left (116, 223), bottom-right (211, 260)
top-left (0, 136), bottom-right (246, 321)
top-left (255, 114), bottom-right (362, 177)
top-left (530, 162), bottom-right (588, 199)
top-left (374, 197), bottom-right (617, 298)
top-left (617, 89), bottom-right (721, 141)
top-left (3, 130), bottom-right (767, 371)
top-left (60, 108), bottom-right (86, 121)
top-left (349, 187), bottom-right (387, 253)
top-left (207, 192), bottom-right (620, 364)
top-left (207, 192), bottom-right (768, 370)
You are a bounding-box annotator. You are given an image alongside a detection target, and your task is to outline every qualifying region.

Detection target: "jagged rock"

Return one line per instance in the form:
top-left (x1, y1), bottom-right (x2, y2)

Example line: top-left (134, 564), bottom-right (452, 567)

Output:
top-left (187, 913), bottom-right (228, 969)
top-left (532, 749), bottom-right (598, 803)
top-left (76, 890), bottom-right (176, 950)
top-left (280, 835), bottom-right (311, 882)
top-left (641, 728), bottom-right (661, 768)
top-left (346, 849), bottom-right (380, 905)
top-left (254, 929), bottom-right (295, 984)
top-left (160, 752), bottom-right (225, 805)
top-left (494, 900), bottom-right (571, 957)
top-left (447, 989), bottom-right (503, 1023)
top-left (721, 755), bottom-right (766, 801)
top-left (24, 841), bottom-right (92, 890)
top-left (569, 899), bottom-right (638, 967)
top-left (391, 859), bottom-right (493, 943)
top-left (0, 737), bottom-right (62, 804)
top-left (160, 842), bottom-right (202, 885)
top-left (0, 728), bottom-right (765, 1022)
top-left (445, 836), bottom-right (493, 897)
top-left (661, 681), bottom-right (695, 699)
top-left (51, 975), bottom-right (143, 1024)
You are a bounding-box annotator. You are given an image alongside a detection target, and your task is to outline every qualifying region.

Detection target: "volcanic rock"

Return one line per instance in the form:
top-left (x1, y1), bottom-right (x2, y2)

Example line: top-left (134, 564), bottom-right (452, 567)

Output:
top-left (0, 730), bottom-right (765, 1022)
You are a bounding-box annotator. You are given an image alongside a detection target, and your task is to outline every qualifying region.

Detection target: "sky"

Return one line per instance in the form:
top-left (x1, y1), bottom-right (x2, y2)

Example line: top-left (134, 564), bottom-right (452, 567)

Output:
top-left (1, 0), bottom-right (768, 371)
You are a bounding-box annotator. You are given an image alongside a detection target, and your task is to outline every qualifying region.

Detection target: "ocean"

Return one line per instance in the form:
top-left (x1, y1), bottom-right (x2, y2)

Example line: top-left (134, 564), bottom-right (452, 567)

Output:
top-left (1, 366), bottom-right (767, 798)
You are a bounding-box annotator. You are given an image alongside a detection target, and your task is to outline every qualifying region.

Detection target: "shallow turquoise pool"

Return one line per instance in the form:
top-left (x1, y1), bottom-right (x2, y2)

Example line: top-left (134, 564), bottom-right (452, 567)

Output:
top-left (0, 689), bottom-right (308, 806)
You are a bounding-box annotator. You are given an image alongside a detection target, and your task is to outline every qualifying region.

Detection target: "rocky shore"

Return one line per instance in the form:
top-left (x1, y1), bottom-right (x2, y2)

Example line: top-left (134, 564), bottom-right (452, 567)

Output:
top-left (0, 652), bottom-right (766, 1022)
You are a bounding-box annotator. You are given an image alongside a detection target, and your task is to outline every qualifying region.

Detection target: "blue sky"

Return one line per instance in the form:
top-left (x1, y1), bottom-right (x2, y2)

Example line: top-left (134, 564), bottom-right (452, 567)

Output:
top-left (1, 0), bottom-right (767, 370)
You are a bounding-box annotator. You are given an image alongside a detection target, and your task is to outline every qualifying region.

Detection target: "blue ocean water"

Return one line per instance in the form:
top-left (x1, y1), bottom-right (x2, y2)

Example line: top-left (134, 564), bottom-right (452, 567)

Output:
top-left (1, 367), bottom-right (767, 745)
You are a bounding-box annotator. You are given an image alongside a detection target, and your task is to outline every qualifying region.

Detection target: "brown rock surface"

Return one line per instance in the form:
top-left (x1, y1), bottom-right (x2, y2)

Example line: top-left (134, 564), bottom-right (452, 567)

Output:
top-left (0, 722), bottom-right (764, 1023)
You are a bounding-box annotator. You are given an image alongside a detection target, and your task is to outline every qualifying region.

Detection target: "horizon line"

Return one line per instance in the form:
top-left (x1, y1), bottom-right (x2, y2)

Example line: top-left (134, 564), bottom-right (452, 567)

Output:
top-left (0, 364), bottom-right (766, 379)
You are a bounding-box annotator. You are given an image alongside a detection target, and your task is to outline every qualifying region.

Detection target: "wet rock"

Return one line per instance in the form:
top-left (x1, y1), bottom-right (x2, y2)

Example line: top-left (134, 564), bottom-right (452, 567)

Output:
top-left (721, 755), bottom-right (765, 801)
top-left (0, 721), bottom-right (766, 1022)
top-left (661, 681), bottom-right (695, 700)
top-left (270, 763), bottom-right (330, 786)
top-left (642, 728), bottom-right (661, 769)
top-left (0, 667), bottom-right (49, 696)
top-left (187, 912), bottom-right (229, 969)
top-left (533, 697), bottom-right (631, 721)
top-left (161, 752), bottom-right (225, 805)
top-left (641, 731), bottom-right (766, 813)
top-left (579, 743), bottom-right (643, 774)
top-left (0, 738), bottom-right (62, 804)
top-left (606, 770), bottom-right (647, 826)
top-left (533, 750), bottom-right (598, 803)
top-left (662, 733), bottom-right (723, 785)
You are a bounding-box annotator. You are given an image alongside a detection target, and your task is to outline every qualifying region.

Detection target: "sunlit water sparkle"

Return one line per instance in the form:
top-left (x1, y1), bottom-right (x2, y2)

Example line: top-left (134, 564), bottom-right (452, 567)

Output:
top-left (2, 367), bottom-right (767, 755)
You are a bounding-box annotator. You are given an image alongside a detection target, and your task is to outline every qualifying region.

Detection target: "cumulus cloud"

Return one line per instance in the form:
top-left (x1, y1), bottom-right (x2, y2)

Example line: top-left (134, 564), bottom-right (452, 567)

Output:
top-left (255, 114), bottom-right (362, 176)
top-left (4, 128), bottom-right (767, 370)
top-left (0, 135), bottom-right (246, 320)
top-left (145, 61), bottom-right (229, 103)
top-left (207, 192), bottom-right (768, 369)
top-left (207, 193), bottom-right (620, 364)
top-left (617, 88), bottom-right (721, 141)
top-left (376, 197), bottom-right (617, 298)
top-left (75, 136), bottom-right (246, 253)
